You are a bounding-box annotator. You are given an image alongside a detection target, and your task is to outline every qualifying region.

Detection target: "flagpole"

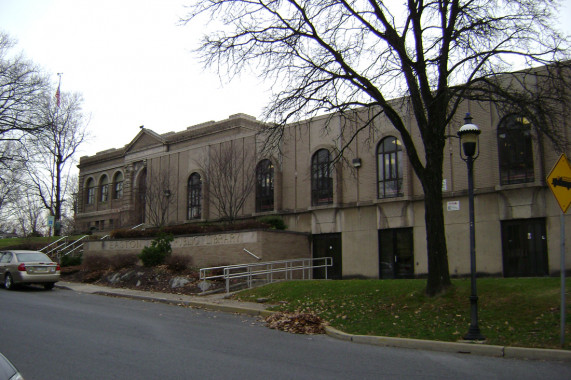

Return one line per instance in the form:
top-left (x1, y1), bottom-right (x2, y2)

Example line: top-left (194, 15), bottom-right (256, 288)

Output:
top-left (53, 73), bottom-right (63, 236)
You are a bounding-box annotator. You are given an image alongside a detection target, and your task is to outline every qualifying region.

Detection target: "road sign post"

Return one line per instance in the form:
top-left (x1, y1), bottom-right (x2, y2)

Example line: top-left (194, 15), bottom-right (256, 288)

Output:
top-left (546, 153), bottom-right (571, 347)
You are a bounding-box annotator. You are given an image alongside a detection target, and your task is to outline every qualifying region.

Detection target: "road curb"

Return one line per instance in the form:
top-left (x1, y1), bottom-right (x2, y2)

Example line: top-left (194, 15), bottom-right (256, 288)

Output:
top-left (324, 326), bottom-right (571, 361)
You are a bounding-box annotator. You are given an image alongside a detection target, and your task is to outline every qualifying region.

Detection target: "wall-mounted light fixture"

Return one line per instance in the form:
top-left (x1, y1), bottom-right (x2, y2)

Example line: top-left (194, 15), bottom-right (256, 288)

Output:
top-left (352, 158), bottom-right (362, 168)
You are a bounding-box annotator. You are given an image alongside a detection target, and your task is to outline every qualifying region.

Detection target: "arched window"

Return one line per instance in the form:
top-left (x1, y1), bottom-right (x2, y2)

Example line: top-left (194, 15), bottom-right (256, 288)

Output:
top-left (187, 173), bottom-right (202, 219)
top-left (377, 136), bottom-right (403, 198)
top-left (100, 175), bottom-right (109, 202)
top-left (311, 149), bottom-right (333, 206)
top-left (113, 172), bottom-right (124, 199)
top-left (86, 178), bottom-right (95, 205)
top-left (256, 159), bottom-right (274, 212)
top-left (497, 115), bottom-right (534, 185)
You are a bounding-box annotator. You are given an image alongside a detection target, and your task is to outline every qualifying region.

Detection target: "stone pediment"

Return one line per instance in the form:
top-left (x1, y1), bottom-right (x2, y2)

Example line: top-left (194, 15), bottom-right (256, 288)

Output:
top-left (125, 128), bottom-right (166, 154)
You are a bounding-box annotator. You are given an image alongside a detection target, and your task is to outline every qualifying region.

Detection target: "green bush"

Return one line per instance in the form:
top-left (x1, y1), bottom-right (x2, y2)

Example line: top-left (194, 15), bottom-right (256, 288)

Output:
top-left (257, 216), bottom-right (287, 230)
top-left (138, 233), bottom-right (173, 267)
top-left (60, 254), bottom-right (83, 267)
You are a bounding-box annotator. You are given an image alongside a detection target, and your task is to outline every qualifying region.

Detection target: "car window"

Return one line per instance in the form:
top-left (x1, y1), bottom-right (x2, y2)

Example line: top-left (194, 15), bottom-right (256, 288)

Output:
top-left (0, 253), bottom-right (12, 263)
top-left (15, 252), bottom-right (51, 262)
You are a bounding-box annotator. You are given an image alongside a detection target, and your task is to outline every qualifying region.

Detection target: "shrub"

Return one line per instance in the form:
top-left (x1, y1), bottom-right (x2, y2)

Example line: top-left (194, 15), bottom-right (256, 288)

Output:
top-left (82, 255), bottom-right (112, 272)
top-left (61, 254), bottom-right (83, 267)
top-left (109, 254), bottom-right (138, 270)
top-left (138, 233), bottom-right (173, 267)
top-left (165, 255), bottom-right (193, 272)
top-left (257, 216), bottom-right (287, 230)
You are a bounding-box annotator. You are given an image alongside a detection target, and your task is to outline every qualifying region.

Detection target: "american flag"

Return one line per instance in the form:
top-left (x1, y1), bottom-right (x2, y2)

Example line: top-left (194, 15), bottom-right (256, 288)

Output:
top-left (55, 84), bottom-right (60, 107)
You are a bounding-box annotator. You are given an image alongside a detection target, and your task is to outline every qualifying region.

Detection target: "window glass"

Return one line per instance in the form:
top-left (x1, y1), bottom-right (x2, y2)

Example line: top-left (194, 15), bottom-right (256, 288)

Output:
top-left (188, 173), bottom-right (202, 219)
top-left (377, 137), bottom-right (403, 198)
top-left (256, 159), bottom-right (274, 212)
top-left (497, 115), bottom-right (534, 185)
top-left (16, 252), bottom-right (51, 262)
top-left (311, 149), bottom-right (333, 206)
top-left (100, 176), bottom-right (109, 202)
top-left (114, 172), bottom-right (124, 199)
top-left (86, 179), bottom-right (95, 205)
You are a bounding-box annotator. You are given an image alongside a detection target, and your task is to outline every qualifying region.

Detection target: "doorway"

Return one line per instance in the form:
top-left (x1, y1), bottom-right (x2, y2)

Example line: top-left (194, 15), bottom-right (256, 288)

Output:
top-left (312, 233), bottom-right (342, 279)
top-left (501, 218), bottom-right (548, 277)
top-left (378, 228), bottom-right (414, 279)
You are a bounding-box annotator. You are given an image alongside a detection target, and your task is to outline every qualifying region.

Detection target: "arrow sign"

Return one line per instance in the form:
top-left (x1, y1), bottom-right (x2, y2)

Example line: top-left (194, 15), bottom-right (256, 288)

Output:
top-left (547, 153), bottom-right (571, 213)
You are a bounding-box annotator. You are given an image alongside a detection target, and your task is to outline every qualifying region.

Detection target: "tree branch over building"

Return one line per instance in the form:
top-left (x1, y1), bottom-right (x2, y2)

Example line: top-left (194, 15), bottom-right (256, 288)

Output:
top-left (198, 142), bottom-right (256, 222)
top-left (183, 0), bottom-right (569, 295)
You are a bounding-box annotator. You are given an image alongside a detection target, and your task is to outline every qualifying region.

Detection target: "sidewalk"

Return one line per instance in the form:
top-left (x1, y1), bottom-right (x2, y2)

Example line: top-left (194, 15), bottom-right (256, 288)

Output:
top-left (56, 281), bottom-right (571, 362)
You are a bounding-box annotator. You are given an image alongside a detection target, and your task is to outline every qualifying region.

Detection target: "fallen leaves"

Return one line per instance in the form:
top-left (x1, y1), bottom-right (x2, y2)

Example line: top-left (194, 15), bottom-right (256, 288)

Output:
top-left (265, 311), bottom-right (329, 334)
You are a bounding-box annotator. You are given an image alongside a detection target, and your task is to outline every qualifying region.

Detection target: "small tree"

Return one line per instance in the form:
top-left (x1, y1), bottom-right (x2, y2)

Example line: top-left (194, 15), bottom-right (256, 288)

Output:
top-left (144, 168), bottom-right (177, 228)
top-left (198, 142), bottom-right (256, 222)
top-left (138, 233), bottom-right (173, 267)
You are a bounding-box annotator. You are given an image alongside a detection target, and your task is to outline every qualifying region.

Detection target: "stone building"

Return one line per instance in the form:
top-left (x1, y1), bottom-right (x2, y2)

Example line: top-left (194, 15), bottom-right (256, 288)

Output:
top-left (76, 69), bottom-right (571, 279)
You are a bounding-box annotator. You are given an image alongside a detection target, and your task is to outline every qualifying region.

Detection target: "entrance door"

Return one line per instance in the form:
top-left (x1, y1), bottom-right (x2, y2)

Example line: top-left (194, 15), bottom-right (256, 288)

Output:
top-left (501, 218), bottom-right (548, 277)
top-left (378, 228), bottom-right (414, 279)
top-left (312, 233), bottom-right (342, 279)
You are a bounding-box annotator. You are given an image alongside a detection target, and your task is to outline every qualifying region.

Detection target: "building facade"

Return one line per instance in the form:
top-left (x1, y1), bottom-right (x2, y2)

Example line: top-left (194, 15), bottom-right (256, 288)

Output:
top-left (76, 76), bottom-right (571, 279)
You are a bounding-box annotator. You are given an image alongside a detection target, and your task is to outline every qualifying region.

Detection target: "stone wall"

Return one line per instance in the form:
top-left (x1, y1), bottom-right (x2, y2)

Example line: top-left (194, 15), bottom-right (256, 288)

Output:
top-left (84, 230), bottom-right (311, 268)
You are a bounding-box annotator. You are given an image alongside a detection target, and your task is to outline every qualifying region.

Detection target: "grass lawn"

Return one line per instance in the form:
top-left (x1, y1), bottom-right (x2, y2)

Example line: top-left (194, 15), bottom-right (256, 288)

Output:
top-left (234, 278), bottom-right (570, 349)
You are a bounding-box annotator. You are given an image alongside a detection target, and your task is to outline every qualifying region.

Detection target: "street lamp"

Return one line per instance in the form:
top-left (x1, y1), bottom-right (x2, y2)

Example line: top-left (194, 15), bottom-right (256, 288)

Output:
top-left (457, 113), bottom-right (485, 341)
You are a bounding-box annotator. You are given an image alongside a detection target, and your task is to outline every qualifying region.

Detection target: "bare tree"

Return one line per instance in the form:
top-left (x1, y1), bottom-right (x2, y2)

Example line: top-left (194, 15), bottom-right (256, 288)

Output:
top-left (0, 32), bottom-right (49, 162)
top-left (144, 168), bottom-right (177, 228)
top-left (198, 142), bottom-right (256, 222)
top-left (25, 91), bottom-right (88, 236)
top-left (10, 192), bottom-right (45, 237)
top-left (184, 0), bottom-right (569, 295)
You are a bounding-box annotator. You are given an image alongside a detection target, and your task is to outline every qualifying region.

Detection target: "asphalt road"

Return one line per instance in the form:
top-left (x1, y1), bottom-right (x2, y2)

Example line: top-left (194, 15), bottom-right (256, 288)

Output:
top-left (1, 286), bottom-right (570, 380)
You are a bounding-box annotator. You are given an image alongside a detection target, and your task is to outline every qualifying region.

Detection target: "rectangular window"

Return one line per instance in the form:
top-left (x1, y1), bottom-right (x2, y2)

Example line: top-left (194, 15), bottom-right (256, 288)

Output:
top-left (114, 182), bottom-right (123, 199)
top-left (87, 187), bottom-right (95, 205)
top-left (101, 184), bottom-right (109, 202)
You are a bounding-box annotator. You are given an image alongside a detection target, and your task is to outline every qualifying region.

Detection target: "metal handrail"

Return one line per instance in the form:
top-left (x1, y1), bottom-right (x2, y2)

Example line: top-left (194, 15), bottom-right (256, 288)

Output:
top-left (40, 236), bottom-right (69, 254)
top-left (200, 257), bottom-right (333, 293)
top-left (60, 235), bottom-right (89, 256)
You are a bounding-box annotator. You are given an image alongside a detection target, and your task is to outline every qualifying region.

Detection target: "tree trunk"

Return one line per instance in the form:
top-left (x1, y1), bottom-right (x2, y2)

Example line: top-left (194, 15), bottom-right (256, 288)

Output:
top-left (422, 150), bottom-right (452, 296)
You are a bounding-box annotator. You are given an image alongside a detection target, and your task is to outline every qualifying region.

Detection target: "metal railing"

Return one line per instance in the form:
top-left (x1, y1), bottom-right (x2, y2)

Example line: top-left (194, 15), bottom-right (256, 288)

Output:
top-left (59, 235), bottom-right (89, 257)
top-left (40, 236), bottom-right (69, 255)
top-left (199, 256), bottom-right (333, 293)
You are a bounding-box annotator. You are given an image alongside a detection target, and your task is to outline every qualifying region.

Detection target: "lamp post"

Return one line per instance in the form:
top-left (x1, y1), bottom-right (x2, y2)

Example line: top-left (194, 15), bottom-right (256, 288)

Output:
top-left (457, 113), bottom-right (485, 341)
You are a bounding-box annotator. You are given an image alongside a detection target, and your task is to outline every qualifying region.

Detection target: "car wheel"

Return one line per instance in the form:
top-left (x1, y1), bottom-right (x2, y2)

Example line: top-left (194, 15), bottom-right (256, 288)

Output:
top-left (44, 282), bottom-right (55, 290)
top-left (4, 273), bottom-right (15, 290)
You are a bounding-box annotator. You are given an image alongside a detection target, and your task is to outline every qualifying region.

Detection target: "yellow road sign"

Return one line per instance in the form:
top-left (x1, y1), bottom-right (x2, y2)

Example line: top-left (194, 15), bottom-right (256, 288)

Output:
top-left (547, 153), bottom-right (571, 213)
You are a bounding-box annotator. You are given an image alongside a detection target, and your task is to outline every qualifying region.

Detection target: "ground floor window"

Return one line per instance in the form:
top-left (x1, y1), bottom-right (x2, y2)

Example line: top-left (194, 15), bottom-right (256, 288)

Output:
top-left (378, 228), bottom-right (414, 279)
top-left (501, 218), bottom-right (548, 277)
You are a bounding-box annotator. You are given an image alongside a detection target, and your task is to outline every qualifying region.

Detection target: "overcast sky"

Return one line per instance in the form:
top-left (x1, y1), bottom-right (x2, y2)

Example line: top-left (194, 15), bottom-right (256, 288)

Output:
top-left (0, 0), bottom-right (271, 158)
top-left (1, 0), bottom-right (570, 159)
